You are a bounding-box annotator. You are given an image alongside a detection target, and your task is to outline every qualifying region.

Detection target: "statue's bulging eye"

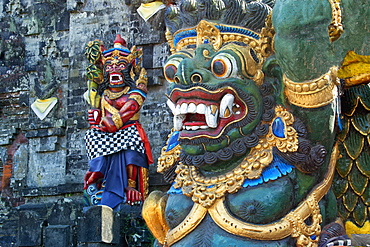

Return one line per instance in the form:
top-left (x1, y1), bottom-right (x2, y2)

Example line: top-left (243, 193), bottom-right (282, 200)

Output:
top-left (211, 53), bottom-right (238, 79)
top-left (164, 57), bottom-right (183, 82)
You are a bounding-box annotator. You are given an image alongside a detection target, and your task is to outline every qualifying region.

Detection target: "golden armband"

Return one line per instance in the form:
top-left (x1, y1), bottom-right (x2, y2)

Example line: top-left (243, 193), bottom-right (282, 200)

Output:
top-left (283, 67), bottom-right (339, 108)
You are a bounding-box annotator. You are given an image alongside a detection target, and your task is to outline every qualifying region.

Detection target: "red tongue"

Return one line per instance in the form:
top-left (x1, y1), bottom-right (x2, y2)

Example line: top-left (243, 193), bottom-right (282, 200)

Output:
top-left (184, 114), bottom-right (206, 126)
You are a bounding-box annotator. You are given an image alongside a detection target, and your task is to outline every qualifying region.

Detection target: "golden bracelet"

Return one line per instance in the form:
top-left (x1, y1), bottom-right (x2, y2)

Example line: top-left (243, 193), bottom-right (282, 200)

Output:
top-left (128, 178), bottom-right (136, 188)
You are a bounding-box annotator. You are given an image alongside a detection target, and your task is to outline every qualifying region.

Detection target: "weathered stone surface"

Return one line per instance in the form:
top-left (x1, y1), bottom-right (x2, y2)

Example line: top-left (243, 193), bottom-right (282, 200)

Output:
top-left (77, 206), bottom-right (120, 244)
top-left (0, 0), bottom-right (170, 245)
top-left (44, 225), bottom-right (72, 247)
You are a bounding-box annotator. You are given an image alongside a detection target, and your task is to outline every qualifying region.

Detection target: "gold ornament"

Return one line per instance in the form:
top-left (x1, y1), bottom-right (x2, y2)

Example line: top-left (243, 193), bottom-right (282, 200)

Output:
top-left (163, 143), bottom-right (339, 246)
top-left (157, 143), bottom-right (182, 174)
top-left (174, 106), bottom-right (298, 208)
top-left (283, 67), bottom-right (339, 108)
top-left (337, 51), bottom-right (370, 87)
top-left (128, 178), bottom-right (136, 188)
top-left (104, 87), bottom-right (130, 100)
top-left (168, 19), bottom-right (274, 62)
top-left (328, 0), bottom-right (344, 42)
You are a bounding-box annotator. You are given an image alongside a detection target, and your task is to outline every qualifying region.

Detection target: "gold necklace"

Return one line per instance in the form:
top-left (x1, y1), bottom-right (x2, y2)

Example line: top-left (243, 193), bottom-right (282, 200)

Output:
top-left (174, 106), bottom-right (298, 208)
top-left (104, 87), bottom-right (130, 100)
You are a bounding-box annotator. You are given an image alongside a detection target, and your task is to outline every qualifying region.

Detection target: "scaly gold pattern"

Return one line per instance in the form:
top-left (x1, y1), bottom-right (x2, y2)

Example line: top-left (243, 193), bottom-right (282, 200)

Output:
top-left (174, 106), bottom-right (298, 208)
top-left (283, 67), bottom-right (339, 108)
top-left (165, 143), bottom-right (339, 246)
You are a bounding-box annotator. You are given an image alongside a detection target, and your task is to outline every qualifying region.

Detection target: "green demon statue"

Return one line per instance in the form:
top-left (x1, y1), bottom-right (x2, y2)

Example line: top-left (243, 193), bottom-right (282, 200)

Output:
top-left (142, 0), bottom-right (369, 246)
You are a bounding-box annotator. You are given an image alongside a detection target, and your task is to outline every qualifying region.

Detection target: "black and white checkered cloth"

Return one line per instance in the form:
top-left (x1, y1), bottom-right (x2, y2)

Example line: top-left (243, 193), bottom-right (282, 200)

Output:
top-left (84, 126), bottom-right (145, 160)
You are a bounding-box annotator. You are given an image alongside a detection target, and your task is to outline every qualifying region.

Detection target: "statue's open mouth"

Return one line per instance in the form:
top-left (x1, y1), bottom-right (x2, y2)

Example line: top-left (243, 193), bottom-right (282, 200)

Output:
top-left (167, 86), bottom-right (248, 139)
top-left (109, 73), bottom-right (123, 85)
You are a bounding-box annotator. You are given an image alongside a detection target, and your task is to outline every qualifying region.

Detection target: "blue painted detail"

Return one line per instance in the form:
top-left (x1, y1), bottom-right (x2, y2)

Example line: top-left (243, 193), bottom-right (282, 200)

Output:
top-left (102, 47), bottom-right (131, 55)
top-left (167, 183), bottom-right (183, 194)
top-left (262, 164), bottom-right (282, 183)
top-left (310, 235), bottom-right (316, 240)
top-left (174, 29), bottom-right (197, 47)
top-left (272, 117), bottom-right (286, 138)
top-left (173, 25), bottom-right (260, 48)
top-left (166, 131), bottom-right (180, 152)
top-left (207, 184), bottom-right (215, 189)
top-left (127, 89), bottom-right (147, 98)
top-left (336, 98), bottom-right (343, 131)
top-left (204, 39), bottom-right (209, 44)
top-left (242, 155), bottom-right (294, 188)
top-left (274, 155), bottom-right (293, 175)
top-left (215, 25), bottom-right (260, 40)
top-left (242, 176), bottom-right (263, 187)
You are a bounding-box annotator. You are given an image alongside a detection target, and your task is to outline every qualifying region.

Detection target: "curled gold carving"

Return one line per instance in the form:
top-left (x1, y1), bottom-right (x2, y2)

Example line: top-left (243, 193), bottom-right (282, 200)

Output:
top-left (283, 67), bottom-right (339, 108)
top-left (174, 106), bottom-right (298, 208)
top-left (157, 144), bottom-right (182, 173)
top-left (196, 20), bottom-right (222, 50)
top-left (165, 143), bottom-right (339, 246)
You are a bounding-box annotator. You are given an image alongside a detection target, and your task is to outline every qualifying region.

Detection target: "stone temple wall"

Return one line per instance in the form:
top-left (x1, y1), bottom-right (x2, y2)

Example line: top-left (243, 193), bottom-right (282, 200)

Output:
top-left (0, 0), bottom-right (172, 245)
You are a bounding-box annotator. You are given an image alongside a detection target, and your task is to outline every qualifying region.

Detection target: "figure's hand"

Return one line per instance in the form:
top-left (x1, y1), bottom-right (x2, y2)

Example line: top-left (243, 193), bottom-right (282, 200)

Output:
top-left (100, 116), bottom-right (118, 133)
top-left (83, 171), bottom-right (104, 190)
top-left (125, 187), bottom-right (142, 205)
top-left (87, 109), bottom-right (101, 126)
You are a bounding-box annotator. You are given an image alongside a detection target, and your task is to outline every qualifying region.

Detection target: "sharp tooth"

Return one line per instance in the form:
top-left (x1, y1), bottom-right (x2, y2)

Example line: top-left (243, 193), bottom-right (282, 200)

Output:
top-left (205, 105), bottom-right (218, 128)
top-left (191, 125), bottom-right (200, 130)
top-left (196, 104), bottom-right (206, 114)
top-left (180, 103), bottom-right (188, 114)
top-left (188, 103), bottom-right (197, 113)
top-left (167, 99), bottom-right (176, 114)
top-left (220, 94), bottom-right (234, 118)
top-left (185, 125), bottom-right (191, 130)
top-left (174, 114), bottom-right (185, 131)
top-left (175, 104), bottom-right (181, 115)
top-left (200, 125), bottom-right (208, 129)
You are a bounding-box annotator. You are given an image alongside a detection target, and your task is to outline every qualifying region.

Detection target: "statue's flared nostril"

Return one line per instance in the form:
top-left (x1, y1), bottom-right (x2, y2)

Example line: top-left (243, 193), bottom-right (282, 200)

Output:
top-left (174, 76), bottom-right (181, 84)
top-left (191, 73), bottom-right (202, 83)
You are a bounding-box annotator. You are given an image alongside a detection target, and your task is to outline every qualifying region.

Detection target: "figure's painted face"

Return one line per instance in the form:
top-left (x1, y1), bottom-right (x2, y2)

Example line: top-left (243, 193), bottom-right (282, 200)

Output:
top-left (104, 57), bottom-right (129, 87)
top-left (102, 46), bottom-right (132, 88)
top-left (165, 43), bottom-right (265, 162)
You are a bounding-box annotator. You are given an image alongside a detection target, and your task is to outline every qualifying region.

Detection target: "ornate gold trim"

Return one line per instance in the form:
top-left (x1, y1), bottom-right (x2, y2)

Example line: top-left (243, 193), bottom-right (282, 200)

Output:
top-left (165, 203), bottom-right (208, 245)
top-left (128, 94), bottom-right (144, 106)
top-left (328, 0), bottom-right (344, 42)
top-left (196, 20), bottom-right (222, 50)
top-left (165, 143), bottom-right (339, 246)
top-left (157, 143), bottom-right (182, 173)
top-left (174, 106), bottom-right (298, 208)
top-left (112, 112), bottom-right (123, 129)
top-left (168, 20), bottom-right (274, 61)
top-left (101, 97), bottom-right (123, 129)
top-left (104, 87), bottom-right (130, 100)
top-left (283, 67), bottom-right (339, 108)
